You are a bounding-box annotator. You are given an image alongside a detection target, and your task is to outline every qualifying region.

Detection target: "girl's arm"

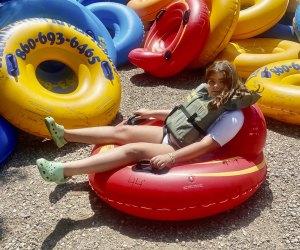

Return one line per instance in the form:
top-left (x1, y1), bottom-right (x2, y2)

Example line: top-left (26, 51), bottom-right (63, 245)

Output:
top-left (150, 136), bottom-right (221, 169)
top-left (171, 136), bottom-right (221, 163)
top-left (133, 108), bottom-right (171, 121)
top-left (150, 110), bottom-right (244, 169)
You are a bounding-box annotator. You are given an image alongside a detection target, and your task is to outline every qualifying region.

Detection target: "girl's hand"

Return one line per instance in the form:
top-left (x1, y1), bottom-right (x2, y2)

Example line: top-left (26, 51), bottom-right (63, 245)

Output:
top-left (150, 154), bottom-right (174, 170)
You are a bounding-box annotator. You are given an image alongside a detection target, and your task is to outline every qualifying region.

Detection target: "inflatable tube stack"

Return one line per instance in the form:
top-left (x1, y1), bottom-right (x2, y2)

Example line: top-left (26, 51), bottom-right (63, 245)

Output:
top-left (126, 0), bottom-right (300, 82)
top-left (0, 0), bottom-right (148, 138)
top-left (0, 0), bottom-right (146, 160)
top-left (125, 0), bottom-right (299, 93)
top-left (128, 0), bottom-right (210, 77)
top-left (0, 18), bottom-right (121, 138)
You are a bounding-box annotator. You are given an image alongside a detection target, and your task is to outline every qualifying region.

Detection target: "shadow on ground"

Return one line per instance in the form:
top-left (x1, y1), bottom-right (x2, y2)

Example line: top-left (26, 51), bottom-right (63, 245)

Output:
top-left (130, 68), bottom-right (205, 90)
top-left (41, 178), bottom-right (273, 249)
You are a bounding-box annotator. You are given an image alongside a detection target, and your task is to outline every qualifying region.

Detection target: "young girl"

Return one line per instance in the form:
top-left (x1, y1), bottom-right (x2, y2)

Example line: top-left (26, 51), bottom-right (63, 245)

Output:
top-left (36, 60), bottom-right (261, 184)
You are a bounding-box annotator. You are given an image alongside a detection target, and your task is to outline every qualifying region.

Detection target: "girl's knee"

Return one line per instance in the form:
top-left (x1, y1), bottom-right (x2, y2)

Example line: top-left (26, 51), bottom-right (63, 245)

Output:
top-left (123, 143), bottom-right (148, 159)
top-left (113, 126), bottom-right (133, 142)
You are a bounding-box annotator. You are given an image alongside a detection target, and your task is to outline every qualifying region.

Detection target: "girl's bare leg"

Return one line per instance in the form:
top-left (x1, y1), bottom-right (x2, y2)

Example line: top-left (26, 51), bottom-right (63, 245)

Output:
top-left (64, 125), bottom-right (164, 145)
top-left (63, 142), bottom-right (175, 177)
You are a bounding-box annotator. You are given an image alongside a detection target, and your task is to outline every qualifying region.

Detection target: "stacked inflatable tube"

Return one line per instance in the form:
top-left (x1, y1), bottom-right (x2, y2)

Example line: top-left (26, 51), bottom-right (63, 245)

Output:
top-left (0, 0), bottom-right (117, 64)
top-left (127, 0), bottom-right (174, 23)
top-left (0, 18), bottom-right (121, 138)
top-left (246, 60), bottom-right (300, 125)
top-left (189, 0), bottom-right (240, 69)
top-left (231, 0), bottom-right (289, 40)
top-left (0, 116), bottom-right (16, 164)
top-left (217, 38), bottom-right (300, 79)
top-left (128, 0), bottom-right (210, 77)
top-left (257, 23), bottom-right (297, 42)
top-left (293, 3), bottom-right (300, 41)
top-left (89, 105), bottom-right (267, 221)
top-left (258, 0), bottom-right (297, 41)
top-left (87, 2), bottom-right (144, 66)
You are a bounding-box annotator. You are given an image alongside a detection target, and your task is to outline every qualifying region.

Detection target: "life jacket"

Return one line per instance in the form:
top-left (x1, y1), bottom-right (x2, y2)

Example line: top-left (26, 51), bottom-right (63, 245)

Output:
top-left (164, 84), bottom-right (261, 147)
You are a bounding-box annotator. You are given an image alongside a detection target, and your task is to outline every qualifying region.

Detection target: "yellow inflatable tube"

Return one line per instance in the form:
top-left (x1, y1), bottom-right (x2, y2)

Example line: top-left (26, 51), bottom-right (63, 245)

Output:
top-left (232, 0), bottom-right (289, 40)
top-left (246, 60), bottom-right (300, 125)
top-left (127, 0), bottom-right (175, 22)
top-left (189, 0), bottom-right (240, 69)
top-left (0, 18), bottom-right (121, 138)
top-left (217, 38), bottom-right (300, 79)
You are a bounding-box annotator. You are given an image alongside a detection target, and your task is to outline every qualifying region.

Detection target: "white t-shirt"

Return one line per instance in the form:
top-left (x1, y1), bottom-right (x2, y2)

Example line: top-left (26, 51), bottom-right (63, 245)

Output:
top-left (206, 110), bottom-right (244, 146)
top-left (162, 110), bottom-right (244, 147)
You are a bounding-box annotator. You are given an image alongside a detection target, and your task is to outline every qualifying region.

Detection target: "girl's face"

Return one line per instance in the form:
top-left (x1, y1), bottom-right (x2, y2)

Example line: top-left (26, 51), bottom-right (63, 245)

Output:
top-left (207, 71), bottom-right (229, 97)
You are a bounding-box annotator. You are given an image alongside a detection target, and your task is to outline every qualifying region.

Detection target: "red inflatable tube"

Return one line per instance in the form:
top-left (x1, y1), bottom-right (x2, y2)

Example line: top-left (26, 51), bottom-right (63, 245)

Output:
top-left (89, 105), bottom-right (267, 221)
top-left (128, 0), bottom-right (210, 77)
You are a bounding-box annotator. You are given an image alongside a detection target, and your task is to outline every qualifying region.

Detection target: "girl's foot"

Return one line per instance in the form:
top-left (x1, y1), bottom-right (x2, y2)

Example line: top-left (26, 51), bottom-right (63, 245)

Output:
top-left (36, 158), bottom-right (69, 184)
top-left (45, 116), bottom-right (67, 148)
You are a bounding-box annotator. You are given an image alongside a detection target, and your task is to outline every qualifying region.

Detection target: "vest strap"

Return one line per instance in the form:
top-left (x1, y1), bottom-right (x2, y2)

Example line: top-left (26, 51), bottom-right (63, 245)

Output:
top-left (178, 105), bottom-right (206, 136)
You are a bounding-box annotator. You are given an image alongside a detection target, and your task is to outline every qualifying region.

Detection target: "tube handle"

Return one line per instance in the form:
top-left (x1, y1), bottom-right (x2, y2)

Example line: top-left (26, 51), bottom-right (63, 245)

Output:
top-left (125, 114), bottom-right (148, 125)
top-left (6, 54), bottom-right (19, 77)
top-left (132, 160), bottom-right (169, 174)
top-left (101, 60), bottom-right (114, 80)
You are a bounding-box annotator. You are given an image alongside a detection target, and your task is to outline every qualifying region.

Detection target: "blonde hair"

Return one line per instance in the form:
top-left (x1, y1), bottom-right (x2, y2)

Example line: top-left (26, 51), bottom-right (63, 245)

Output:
top-left (205, 60), bottom-right (259, 109)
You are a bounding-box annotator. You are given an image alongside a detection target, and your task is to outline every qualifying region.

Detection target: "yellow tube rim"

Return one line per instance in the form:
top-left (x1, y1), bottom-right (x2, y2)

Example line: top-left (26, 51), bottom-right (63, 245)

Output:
top-left (232, 0), bottom-right (289, 40)
top-left (127, 0), bottom-right (176, 22)
top-left (217, 38), bottom-right (300, 79)
top-left (246, 59), bottom-right (300, 124)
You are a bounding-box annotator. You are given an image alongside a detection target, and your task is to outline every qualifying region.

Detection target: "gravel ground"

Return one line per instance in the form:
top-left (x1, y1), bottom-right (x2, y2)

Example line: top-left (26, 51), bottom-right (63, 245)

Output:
top-left (0, 65), bottom-right (299, 250)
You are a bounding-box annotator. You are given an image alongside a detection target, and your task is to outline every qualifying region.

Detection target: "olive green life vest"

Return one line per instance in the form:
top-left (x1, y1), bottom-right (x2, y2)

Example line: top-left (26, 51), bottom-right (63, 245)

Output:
top-left (164, 84), bottom-right (261, 147)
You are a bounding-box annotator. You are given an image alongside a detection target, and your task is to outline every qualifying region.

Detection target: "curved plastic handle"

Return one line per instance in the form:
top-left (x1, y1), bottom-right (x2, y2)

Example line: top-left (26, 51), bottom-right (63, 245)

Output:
top-left (125, 114), bottom-right (148, 125)
top-left (156, 9), bottom-right (166, 21)
top-left (182, 10), bottom-right (190, 25)
top-left (6, 54), bottom-right (19, 77)
top-left (101, 60), bottom-right (114, 80)
top-left (132, 160), bottom-right (169, 175)
top-left (133, 160), bottom-right (153, 173)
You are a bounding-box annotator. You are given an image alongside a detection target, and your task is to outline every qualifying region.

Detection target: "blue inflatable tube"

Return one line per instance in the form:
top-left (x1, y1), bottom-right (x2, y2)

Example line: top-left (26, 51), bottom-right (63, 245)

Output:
top-left (0, 0), bottom-right (10, 7)
top-left (257, 23), bottom-right (297, 42)
top-left (0, 0), bottom-right (117, 64)
top-left (0, 116), bottom-right (16, 165)
top-left (79, 0), bottom-right (129, 5)
top-left (294, 4), bottom-right (300, 42)
top-left (87, 2), bottom-right (144, 66)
